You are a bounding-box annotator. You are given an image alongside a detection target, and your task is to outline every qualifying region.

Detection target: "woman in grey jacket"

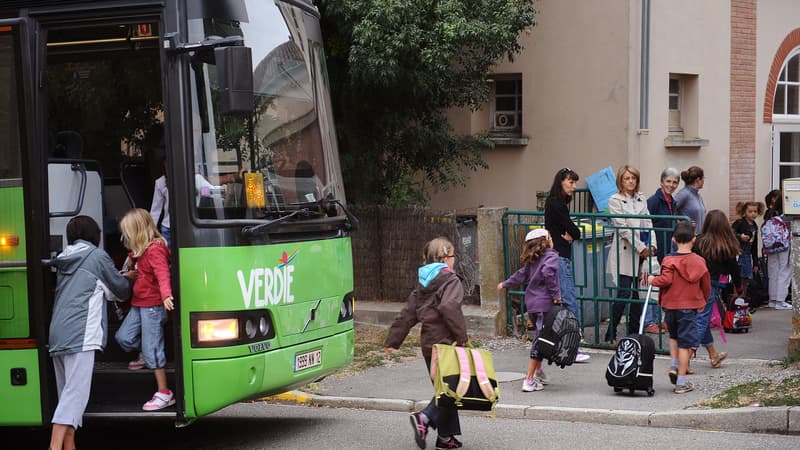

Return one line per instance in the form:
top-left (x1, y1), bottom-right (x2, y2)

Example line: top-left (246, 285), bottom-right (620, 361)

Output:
top-left (49, 216), bottom-right (134, 450)
top-left (674, 166), bottom-right (707, 235)
top-left (385, 237), bottom-right (468, 450)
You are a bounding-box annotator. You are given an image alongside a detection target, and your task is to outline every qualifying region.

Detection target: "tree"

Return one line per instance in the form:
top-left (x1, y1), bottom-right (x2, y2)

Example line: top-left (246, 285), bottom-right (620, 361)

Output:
top-left (318, 0), bottom-right (536, 206)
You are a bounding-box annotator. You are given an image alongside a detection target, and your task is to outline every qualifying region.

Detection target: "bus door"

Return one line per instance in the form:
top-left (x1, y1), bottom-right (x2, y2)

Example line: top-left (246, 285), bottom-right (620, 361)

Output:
top-left (0, 17), bottom-right (50, 427)
top-left (33, 6), bottom-right (177, 420)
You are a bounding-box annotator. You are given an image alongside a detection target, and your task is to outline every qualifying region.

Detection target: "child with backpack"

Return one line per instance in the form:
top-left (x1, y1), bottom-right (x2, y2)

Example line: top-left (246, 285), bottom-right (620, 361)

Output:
top-left (647, 221), bottom-right (710, 394)
top-left (385, 237), bottom-right (468, 450)
top-left (497, 228), bottom-right (561, 392)
top-left (731, 201), bottom-right (765, 298)
top-left (761, 193), bottom-right (793, 310)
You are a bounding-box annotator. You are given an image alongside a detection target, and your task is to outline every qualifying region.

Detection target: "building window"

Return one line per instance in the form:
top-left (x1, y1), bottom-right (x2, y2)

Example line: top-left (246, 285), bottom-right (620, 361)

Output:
top-left (491, 76), bottom-right (522, 133)
top-left (663, 73), bottom-right (707, 148)
top-left (773, 51), bottom-right (800, 117)
top-left (668, 77), bottom-right (682, 133)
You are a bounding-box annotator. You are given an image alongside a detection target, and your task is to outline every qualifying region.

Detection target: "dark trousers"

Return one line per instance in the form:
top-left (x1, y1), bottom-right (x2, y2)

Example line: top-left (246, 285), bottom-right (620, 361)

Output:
top-left (605, 274), bottom-right (643, 341)
top-left (423, 355), bottom-right (461, 437)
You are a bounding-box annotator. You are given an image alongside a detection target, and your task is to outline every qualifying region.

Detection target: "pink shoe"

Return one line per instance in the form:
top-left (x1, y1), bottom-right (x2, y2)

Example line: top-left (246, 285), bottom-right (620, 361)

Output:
top-left (143, 390), bottom-right (175, 411)
top-left (127, 353), bottom-right (145, 370)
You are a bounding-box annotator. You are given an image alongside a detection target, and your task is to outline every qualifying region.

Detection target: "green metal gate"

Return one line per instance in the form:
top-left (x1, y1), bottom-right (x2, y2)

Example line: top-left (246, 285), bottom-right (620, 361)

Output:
top-left (501, 207), bottom-right (689, 354)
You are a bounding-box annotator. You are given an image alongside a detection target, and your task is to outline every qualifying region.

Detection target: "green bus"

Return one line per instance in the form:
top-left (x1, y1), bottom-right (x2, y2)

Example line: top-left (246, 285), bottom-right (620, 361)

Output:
top-left (0, 0), bottom-right (355, 427)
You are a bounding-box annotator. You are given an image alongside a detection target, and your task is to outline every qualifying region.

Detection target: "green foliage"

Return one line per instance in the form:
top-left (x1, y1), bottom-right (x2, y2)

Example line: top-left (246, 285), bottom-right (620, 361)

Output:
top-left (318, 0), bottom-right (535, 205)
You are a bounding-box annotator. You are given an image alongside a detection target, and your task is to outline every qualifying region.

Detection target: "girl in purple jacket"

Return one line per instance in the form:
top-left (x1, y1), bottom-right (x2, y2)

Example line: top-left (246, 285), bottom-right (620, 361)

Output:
top-left (498, 228), bottom-right (562, 392)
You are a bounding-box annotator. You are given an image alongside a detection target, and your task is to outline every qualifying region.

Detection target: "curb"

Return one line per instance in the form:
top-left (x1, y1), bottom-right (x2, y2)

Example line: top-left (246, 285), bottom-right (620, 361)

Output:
top-left (264, 391), bottom-right (800, 435)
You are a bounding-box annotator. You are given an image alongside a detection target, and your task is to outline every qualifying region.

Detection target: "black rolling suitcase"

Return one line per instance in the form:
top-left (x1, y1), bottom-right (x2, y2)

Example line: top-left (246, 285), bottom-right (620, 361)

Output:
top-left (605, 285), bottom-right (656, 396)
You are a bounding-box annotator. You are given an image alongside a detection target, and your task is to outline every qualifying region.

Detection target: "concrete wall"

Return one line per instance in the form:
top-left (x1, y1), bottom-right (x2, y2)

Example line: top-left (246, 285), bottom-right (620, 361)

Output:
top-left (432, 0), bottom-right (631, 211)
top-left (432, 0), bottom-right (741, 217)
top-left (634, 0), bottom-right (732, 214)
top-left (757, 1), bottom-right (800, 198)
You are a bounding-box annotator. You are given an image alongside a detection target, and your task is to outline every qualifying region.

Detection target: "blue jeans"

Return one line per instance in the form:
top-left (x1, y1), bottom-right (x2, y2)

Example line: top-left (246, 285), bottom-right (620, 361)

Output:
top-left (696, 283), bottom-right (724, 347)
top-left (160, 225), bottom-right (171, 247)
top-left (558, 257), bottom-right (580, 326)
top-left (644, 302), bottom-right (661, 326)
top-left (115, 305), bottom-right (168, 369)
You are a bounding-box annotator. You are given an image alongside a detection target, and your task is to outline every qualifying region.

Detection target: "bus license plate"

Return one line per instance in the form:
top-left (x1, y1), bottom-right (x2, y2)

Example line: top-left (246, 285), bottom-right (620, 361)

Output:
top-left (294, 349), bottom-right (322, 372)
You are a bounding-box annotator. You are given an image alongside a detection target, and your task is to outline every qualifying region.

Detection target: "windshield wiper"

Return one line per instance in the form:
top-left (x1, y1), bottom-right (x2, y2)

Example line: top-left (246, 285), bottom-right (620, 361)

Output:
top-left (241, 208), bottom-right (308, 239)
top-left (325, 198), bottom-right (359, 231)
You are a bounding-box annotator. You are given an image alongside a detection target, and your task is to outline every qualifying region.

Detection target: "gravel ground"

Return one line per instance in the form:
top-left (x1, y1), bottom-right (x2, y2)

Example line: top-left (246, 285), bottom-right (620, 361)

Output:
top-left (475, 333), bottom-right (800, 407)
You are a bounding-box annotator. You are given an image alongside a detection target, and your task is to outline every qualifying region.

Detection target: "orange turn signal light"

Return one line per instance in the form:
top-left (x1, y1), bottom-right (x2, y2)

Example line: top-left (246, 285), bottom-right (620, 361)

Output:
top-left (0, 235), bottom-right (19, 247)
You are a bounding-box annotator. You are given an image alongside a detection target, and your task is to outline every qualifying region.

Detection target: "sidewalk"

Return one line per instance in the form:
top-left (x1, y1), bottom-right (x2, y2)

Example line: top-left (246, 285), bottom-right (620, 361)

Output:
top-left (284, 305), bottom-right (800, 435)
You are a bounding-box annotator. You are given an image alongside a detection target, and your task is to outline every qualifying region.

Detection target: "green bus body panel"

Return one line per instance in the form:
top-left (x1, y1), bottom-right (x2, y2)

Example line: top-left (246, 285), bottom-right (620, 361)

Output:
top-left (0, 187), bottom-right (29, 338)
top-left (192, 328), bottom-right (353, 417)
top-left (178, 237), bottom-right (354, 418)
top-left (0, 349), bottom-right (43, 426)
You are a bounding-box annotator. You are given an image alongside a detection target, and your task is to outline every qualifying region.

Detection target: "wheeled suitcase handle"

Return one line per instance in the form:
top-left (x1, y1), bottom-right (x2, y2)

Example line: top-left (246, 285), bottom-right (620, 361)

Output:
top-left (638, 284), bottom-right (654, 335)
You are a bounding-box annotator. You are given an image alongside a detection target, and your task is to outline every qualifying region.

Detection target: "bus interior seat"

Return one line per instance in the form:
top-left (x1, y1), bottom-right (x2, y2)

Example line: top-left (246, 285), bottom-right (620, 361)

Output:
top-left (120, 160), bottom-right (154, 210)
top-left (47, 130), bottom-right (104, 252)
top-left (294, 160), bottom-right (319, 203)
top-left (52, 130), bottom-right (84, 159)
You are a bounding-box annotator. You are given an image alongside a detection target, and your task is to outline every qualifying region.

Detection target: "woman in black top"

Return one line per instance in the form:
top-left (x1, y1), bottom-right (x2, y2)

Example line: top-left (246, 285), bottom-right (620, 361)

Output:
top-left (544, 167), bottom-right (590, 363)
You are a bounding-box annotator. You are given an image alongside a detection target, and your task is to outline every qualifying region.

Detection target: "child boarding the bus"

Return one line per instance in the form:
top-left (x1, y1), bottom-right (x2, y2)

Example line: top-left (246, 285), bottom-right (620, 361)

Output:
top-left (49, 216), bottom-right (134, 450)
top-left (731, 201), bottom-right (765, 297)
top-left (497, 228), bottom-right (561, 392)
top-left (114, 208), bottom-right (176, 411)
top-left (647, 221), bottom-right (711, 394)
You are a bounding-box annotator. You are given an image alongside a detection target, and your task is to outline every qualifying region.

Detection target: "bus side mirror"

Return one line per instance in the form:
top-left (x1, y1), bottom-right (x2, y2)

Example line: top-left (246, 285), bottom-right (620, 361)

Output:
top-left (215, 46), bottom-right (254, 115)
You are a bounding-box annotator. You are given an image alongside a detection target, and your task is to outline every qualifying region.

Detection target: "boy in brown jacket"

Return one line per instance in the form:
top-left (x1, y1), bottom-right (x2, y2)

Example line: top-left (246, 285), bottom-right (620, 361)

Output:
top-left (647, 221), bottom-right (710, 394)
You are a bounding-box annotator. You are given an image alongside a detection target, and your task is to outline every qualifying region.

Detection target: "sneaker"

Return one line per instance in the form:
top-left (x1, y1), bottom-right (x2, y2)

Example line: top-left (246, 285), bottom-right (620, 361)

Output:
top-left (775, 301), bottom-right (793, 310)
top-left (575, 352), bottom-right (591, 363)
top-left (673, 382), bottom-right (695, 394)
top-left (522, 377), bottom-right (544, 392)
top-left (436, 437), bottom-right (463, 449)
top-left (409, 412), bottom-right (428, 449)
top-left (127, 352), bottom-right (145, 370)
top-left (644, 324), bottom-right (660, 334)
top-left (668, 366), bottom-right (678, 385)
top-left (142, 391), bottom-right (175, 411)
top-left (534, 369), bottom-right (549, 385)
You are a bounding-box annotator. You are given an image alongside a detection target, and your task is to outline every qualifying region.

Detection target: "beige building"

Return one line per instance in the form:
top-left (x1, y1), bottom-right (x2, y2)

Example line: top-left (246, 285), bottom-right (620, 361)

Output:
top-left (430, 0), bottom-right (800, 217)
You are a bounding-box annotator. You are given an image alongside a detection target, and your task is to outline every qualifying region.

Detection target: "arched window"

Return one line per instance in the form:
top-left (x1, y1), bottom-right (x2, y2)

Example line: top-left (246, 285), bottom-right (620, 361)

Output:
top-left (773, 49), bottom-right (800, 119)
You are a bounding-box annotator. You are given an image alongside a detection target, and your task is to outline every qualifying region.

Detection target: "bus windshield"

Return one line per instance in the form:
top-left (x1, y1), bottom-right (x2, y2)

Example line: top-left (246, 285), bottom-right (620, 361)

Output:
top-left (188, 0), bottom-right (344, 221)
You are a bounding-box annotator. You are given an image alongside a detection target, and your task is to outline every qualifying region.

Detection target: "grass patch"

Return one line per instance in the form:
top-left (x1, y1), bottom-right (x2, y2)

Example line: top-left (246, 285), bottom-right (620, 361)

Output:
top-left (697, 373), bottom-right (800, 408)
top-left (336, 322), bottom-right (421, 377)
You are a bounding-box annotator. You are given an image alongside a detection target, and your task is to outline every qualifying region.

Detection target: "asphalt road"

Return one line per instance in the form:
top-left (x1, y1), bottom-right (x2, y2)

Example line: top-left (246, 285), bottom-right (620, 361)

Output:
top-left (5, 402), bottom-right (798, 449)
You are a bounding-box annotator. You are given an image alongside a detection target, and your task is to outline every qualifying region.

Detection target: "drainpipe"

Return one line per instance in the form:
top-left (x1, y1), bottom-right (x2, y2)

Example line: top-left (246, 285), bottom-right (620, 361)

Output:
top-left (639, 0), bottom-right (650, 131)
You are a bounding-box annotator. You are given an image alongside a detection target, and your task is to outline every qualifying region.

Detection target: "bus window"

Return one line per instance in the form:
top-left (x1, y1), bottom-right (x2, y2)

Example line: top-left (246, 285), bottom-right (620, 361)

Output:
top-left (188, 1), bottom-right (342, 221)
top-left (0, 33), bottom-right (22, 181)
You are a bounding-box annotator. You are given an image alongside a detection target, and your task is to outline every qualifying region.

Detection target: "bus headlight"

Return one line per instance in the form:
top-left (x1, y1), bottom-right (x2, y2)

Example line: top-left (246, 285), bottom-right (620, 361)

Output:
top-left (191, 311), bottom-right (276, 348)
top-left (338, 292), bottom-right (354, 322)
top-left (197, 318), bottom-right (239, 342)
top-left (259, 316), bottom-right (270, 336)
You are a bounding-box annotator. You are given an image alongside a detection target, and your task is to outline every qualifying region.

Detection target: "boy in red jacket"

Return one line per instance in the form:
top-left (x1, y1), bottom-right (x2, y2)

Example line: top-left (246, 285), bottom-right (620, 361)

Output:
top-left (647, 221), bottom-right (710, 394)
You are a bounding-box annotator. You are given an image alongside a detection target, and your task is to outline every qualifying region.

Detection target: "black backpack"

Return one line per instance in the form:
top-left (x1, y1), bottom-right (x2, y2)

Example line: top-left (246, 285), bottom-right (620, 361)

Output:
top-left (535, 305), bottom-right (581, 368)
top-left (605, 333), bottom-right (656, 392)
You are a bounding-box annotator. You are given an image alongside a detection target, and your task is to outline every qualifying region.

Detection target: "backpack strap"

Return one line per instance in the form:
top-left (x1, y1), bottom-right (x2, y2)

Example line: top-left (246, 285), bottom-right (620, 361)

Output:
top-left (454, 346), bottom-right (472, 399)
top-left (430, 345), bottom-right (439, 380)
top-left (470, 348), bottom-right (498, 402)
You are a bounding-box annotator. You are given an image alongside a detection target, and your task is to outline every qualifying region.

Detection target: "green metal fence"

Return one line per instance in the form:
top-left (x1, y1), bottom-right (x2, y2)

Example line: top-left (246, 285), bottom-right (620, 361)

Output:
top-left (501, 209), bottom-right (691, 354)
